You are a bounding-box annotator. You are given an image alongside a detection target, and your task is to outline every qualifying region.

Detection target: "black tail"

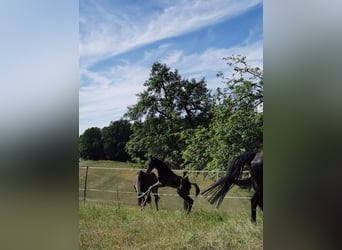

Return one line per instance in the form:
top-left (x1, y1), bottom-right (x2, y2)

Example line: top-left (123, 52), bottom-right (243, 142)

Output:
top-left (201, 152), bottom-right (256, 208)
top-left (191, 182), bottom-right (200, 196)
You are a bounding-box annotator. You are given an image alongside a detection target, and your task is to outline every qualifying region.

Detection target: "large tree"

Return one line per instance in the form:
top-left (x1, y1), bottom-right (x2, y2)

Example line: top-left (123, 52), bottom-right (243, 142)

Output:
top-left (79, 127), bottom-right (104, 160)
top-left (102, 119), bottom-right (132, 161)
top-left (182, 55), bottom-right (263, 170)
top-left (125, 62), bottom-right (213, 166)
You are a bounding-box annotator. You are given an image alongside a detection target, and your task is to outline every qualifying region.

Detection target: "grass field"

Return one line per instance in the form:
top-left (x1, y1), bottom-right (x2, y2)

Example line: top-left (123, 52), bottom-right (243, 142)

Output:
top-left (80, 203), bottom-right (263, 250)
top-left (79, 160), bottom-right (263, 249)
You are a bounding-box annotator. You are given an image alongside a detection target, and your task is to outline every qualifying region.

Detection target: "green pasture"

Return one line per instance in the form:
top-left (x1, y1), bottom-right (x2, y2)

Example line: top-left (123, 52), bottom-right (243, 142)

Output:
top-left (80, 203), bottom-right (263, 249)
top-left (79, 160), bottom-right (263, 249)
top-left (79, 160), bottom-right (254, 212)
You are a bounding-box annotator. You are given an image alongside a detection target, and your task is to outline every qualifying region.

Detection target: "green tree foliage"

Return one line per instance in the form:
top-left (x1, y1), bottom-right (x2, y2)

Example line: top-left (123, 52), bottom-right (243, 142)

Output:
top-left (79, 127), bottom-right (104, 160)
top-left (102, 119), bottom-right (132, 161)
top-left (217, 54), bottom-right (263, 110)
top-left (180, 126), bottom-right (212, 170)
top-left (80, 56), bottom-right (262, 170)
top-left (125, 62), bottom-right (213, 167)
top-left (211, 55), bottom-right (263, 169)
top-left (182, 55), bottom-right (263, 170)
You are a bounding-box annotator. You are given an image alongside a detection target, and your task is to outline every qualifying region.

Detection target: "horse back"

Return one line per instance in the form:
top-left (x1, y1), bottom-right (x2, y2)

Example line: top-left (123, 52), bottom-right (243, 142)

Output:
top-left (136, 170), bottom-right (158, 192)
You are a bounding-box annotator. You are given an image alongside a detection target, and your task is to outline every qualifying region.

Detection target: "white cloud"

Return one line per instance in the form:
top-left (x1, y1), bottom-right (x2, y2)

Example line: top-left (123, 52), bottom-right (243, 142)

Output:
top-left (79, 64), bottom-right (150, 134)
top-left (162, 50), bottom-right (183, 65)
top-left (79, 0), bottom-right (262, 68)
top-left (162, 40), bottom-right (263, 89)
top-left (79, 0), bottom-right (263, 134)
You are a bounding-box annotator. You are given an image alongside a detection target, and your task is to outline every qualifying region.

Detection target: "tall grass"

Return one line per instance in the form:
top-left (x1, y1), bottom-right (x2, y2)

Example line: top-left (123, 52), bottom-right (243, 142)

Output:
top-left (79, 160), bottom-right (263, 249)
top-left (80, 203), bottom-right (263, 250)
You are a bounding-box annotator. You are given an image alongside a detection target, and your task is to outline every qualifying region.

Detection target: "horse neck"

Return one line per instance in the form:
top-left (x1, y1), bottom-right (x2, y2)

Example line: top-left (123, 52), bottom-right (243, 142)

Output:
top-left (156, 163), bottom-right (178, 177)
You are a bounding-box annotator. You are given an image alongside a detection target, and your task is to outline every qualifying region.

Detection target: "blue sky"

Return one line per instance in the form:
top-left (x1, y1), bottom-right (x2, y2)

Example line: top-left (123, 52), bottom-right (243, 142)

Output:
top-left (79, 0), bottom-right (263, 135)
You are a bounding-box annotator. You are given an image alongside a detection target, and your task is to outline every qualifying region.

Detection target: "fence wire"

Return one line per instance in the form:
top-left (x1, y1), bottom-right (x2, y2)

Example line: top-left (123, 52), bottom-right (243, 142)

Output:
top-left (79, 167), bottom-right (251, 201)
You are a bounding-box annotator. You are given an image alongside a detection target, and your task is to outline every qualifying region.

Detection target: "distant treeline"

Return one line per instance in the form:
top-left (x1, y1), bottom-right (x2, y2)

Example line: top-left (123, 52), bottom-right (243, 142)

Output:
top-left (79, 55), bottom-right (263, 171)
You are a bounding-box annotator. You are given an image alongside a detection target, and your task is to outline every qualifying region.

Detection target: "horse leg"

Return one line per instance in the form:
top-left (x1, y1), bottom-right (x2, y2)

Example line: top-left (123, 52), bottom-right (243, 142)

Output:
top-left (258, 195), bottom-right (263, 210)
top-left (251, 192), bottom-right (258, 223)
top-left (138, 196), bottom-right (145, 209)
top-left (146, 193), bottom-right (152, 207)
top-left (154, 195), bottom-right (159, 211)
top-left (183, 199), bottom-right (189, 212)
top-left (177, 188), bottom-right (194, 214)
top-left (152, 187), bottom-right (159, 211)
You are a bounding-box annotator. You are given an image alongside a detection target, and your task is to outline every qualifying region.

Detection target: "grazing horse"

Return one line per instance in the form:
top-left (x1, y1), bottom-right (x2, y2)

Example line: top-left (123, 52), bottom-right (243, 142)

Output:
top-left (133, 170), bottom-right (159, 211)
top-left (201, 150), bottom-right (263, 222)
top-left (138, 157), bottom-right (200, 214)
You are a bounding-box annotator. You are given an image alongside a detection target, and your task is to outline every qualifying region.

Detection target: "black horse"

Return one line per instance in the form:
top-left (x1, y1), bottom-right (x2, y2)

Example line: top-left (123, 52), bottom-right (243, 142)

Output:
top-left (201, 150), bottom-right (263, 222)
top-left (138, 157), bottom-right (200, 214)
top-left (133, 170), bottom-right (159, 211)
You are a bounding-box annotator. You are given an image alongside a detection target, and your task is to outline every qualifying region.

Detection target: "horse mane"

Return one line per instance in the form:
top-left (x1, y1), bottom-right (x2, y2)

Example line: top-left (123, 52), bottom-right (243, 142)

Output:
top-left (149, 157), bottom-right (176, 176)
top-left (151, 157), bottom-right (167, 167)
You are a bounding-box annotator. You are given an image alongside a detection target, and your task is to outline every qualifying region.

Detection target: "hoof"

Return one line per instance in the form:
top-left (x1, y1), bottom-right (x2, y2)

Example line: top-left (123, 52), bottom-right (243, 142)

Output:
top-left (186, 202), bottom-right (193, 214)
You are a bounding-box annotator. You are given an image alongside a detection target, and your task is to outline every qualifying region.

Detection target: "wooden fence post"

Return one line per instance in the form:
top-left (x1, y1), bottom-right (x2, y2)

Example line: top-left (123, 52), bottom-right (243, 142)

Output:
top-left (83, 166), bottom-right (89, 203)
top-left (116, 187), bottom-right (120, 210)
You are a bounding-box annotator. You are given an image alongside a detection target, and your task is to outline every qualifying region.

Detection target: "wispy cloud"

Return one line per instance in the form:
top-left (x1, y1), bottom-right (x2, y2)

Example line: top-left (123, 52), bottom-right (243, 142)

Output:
top-left (79, 0), bottom-right (263, 134)
top-left (80, 64), bottom-right (149, 114)
top-left (79, 63), bottom-right (150, 133)
top-left (161, 40), bottom-right (263, 86)
top-left (80, 0), bottom-right (262, 67)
